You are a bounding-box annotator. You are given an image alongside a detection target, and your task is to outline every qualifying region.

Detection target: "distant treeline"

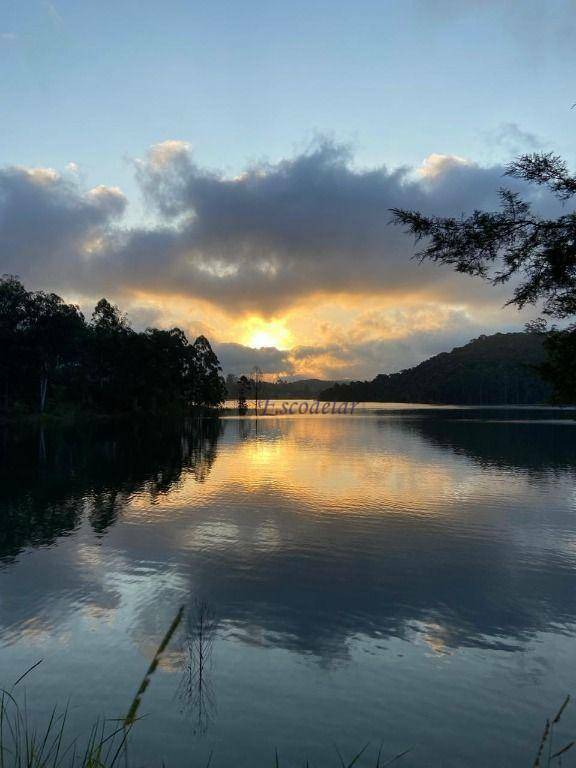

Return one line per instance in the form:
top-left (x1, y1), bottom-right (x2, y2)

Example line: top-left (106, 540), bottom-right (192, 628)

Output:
top-left (320, 332), bottom-right (556, 405)
top-left (0, 276), bottom-right (226, 417)
top-left (225, 375), bottom-right (336, 400)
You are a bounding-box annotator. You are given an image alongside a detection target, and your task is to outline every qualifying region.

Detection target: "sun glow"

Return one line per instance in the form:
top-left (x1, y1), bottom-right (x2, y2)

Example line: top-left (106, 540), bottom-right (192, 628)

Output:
top-left (245, 319), bottom-right (292, 350)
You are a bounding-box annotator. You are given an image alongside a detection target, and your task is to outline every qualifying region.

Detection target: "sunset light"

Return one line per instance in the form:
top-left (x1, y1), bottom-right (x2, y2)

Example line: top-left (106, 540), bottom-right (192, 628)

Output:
top-left (245, 320), bottom-right (292, 350)
top-left (2, 2), bottom-right (575, 765)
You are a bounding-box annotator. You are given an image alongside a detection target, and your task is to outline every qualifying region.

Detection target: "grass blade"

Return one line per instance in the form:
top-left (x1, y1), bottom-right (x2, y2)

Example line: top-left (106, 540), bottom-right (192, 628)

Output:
top-left (381, 747), bottom-right (413, 766)
top-left (552, 696), bottom-right (570, 725)
top-left (124, 606), bottom-right (184, 727)
top-left (551, 740), bottom-right (575, 760)
top-left (13, 661), bottom-right (43, 689)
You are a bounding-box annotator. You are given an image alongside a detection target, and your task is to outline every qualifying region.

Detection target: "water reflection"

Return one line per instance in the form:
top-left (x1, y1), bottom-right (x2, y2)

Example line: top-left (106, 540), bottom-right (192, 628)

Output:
top-left (1, 409), bottom-right (576, 766)
top-left (401, 410), bottom-right (576, 473)
top-left (120, 411), bottom-right (576, 660)
top-left (179, 599), bottom-right (217, 736)
top-left (0, 419), bottom-right (223, 563)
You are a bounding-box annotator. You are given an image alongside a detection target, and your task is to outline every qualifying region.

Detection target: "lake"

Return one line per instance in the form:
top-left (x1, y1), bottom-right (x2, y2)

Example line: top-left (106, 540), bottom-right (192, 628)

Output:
top-left (1, 405), bottom-right (576, 767)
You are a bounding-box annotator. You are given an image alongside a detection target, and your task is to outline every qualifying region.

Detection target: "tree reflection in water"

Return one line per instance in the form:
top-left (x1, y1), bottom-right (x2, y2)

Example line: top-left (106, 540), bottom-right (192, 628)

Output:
top-left (0, 418), bottom-right (224, 563)
top-left (178, 599), bottom-right (217, 736)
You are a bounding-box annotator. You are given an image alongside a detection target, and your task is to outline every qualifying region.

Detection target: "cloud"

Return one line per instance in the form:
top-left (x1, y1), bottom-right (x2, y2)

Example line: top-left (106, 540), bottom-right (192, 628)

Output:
top-left (0, 137), bottom-right (561, 377)
top-left (216, 309), bottom-right (482, 380)
top-left (122, 139), bottom-right (568, 313)
top-left (215, 343), bottom-right (294, 376)
top-left (417, 153), bottom-right (474, 179)
top-left (0, 165), bottom-right (126, 285)
top-left (3, 137), bottom-right (559, 314)
top-left (484, 122), bottom-right (544, 156)
top-left (288, 324), bottom-right (479, 380)
top-left (113, 139), bottom-right (511, 314)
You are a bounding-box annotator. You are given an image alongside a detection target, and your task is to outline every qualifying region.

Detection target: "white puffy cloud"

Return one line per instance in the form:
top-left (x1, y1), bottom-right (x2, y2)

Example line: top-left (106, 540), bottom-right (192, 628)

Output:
top-left (417, 153), bottom-right (473, 179)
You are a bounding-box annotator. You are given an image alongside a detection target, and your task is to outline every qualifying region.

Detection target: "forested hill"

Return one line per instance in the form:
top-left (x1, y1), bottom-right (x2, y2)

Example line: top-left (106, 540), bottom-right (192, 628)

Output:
top-left (319, 333), bottom-right (552, 405)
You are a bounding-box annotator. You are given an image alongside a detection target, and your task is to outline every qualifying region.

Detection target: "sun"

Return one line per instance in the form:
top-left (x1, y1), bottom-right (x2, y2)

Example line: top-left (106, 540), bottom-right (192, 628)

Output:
top-left (244, 319), bottom-right (292, 350)
top-left (250, 330), bottom-right (280, 348)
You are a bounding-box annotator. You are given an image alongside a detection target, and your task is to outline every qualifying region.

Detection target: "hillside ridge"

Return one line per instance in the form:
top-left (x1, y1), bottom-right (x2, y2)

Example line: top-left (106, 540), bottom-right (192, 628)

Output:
top-left (319, 332), bottom-right (551, 405)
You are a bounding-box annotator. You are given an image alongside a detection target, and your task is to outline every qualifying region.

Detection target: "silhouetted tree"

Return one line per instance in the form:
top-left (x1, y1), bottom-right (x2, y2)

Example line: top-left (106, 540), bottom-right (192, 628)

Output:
top-left (0, 276), bottom-right (32, 412)
top-left (28, 291), bottom-right (85, 412)
top-left (538, 327), bottom-right (576, 403)
top-left (251, 365), bottom-right (263, 413)
top-left (0, 277), bottom-right (85, 413)
top-left (189, 335), bottom-right (226, 409)
top-left (237, 375), bottom-right (250, 413)
top-left (86, 298), bottom-right (136, 410)
top-left (391, 151), bottom-right (576, 401)
top-left (0, 277), bottom-right (226, 416)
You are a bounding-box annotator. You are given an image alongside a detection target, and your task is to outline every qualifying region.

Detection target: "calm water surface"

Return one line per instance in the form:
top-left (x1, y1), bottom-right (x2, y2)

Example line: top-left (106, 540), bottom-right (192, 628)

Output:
top-left (1, 405), bottom-right (576, 766)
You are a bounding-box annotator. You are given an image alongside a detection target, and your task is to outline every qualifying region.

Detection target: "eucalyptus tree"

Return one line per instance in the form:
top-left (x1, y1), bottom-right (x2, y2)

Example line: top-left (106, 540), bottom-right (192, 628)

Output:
top-left (0, 277), bottom-right (227, 415)
top-left (189, 335), bottom-right (226, 409)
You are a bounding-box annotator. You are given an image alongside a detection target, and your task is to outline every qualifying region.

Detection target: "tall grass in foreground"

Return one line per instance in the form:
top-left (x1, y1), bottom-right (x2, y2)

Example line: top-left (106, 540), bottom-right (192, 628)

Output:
top-left (0, 687), bottom-right (130, 768)
top-left (0, 607), bottom-right (574, 767)
top-left (0, 608), bottom-right (184, 768)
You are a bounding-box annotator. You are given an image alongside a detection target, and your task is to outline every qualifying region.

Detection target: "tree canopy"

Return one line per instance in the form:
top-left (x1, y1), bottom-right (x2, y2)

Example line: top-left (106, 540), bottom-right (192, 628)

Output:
top-left (0, 276), bottom-right (226, 416)
top-left (391, 152), bottom-right (576, 402)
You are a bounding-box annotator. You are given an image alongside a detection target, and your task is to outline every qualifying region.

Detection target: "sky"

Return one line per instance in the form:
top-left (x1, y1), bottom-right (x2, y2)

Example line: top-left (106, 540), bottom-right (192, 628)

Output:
top-left (1, 0), bottom-right (575, 380)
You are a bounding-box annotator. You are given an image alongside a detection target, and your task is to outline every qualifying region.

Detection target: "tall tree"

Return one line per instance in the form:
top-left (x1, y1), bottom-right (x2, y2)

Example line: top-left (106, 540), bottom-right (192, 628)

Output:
top-left (0, 278), bottom-right (85, 413)
top-left (0, 276), bottom-right (31, 412)
top-left (189, 335), bottom-right (226, 408)
top-left (87, 298), bottom-right (135, 410)
top-left (237, 375), bottom-right (251, 414)
top-left (25, 290), bottom-right (85, 412)
top-left (251, 365), bottom-right (263, 413)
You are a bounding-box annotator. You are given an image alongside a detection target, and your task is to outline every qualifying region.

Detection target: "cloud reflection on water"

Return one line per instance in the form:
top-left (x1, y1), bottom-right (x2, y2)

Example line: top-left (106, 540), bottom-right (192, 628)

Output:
top-left (1, 410), bottom-right (576, 663)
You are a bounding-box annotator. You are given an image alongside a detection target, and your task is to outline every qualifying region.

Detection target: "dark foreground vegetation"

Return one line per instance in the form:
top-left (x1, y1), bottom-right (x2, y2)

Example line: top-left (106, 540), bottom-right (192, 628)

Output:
top-left (0, 276), bottom-right (226, 418)
top-left (320, 331), bottom-right (553, 405)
